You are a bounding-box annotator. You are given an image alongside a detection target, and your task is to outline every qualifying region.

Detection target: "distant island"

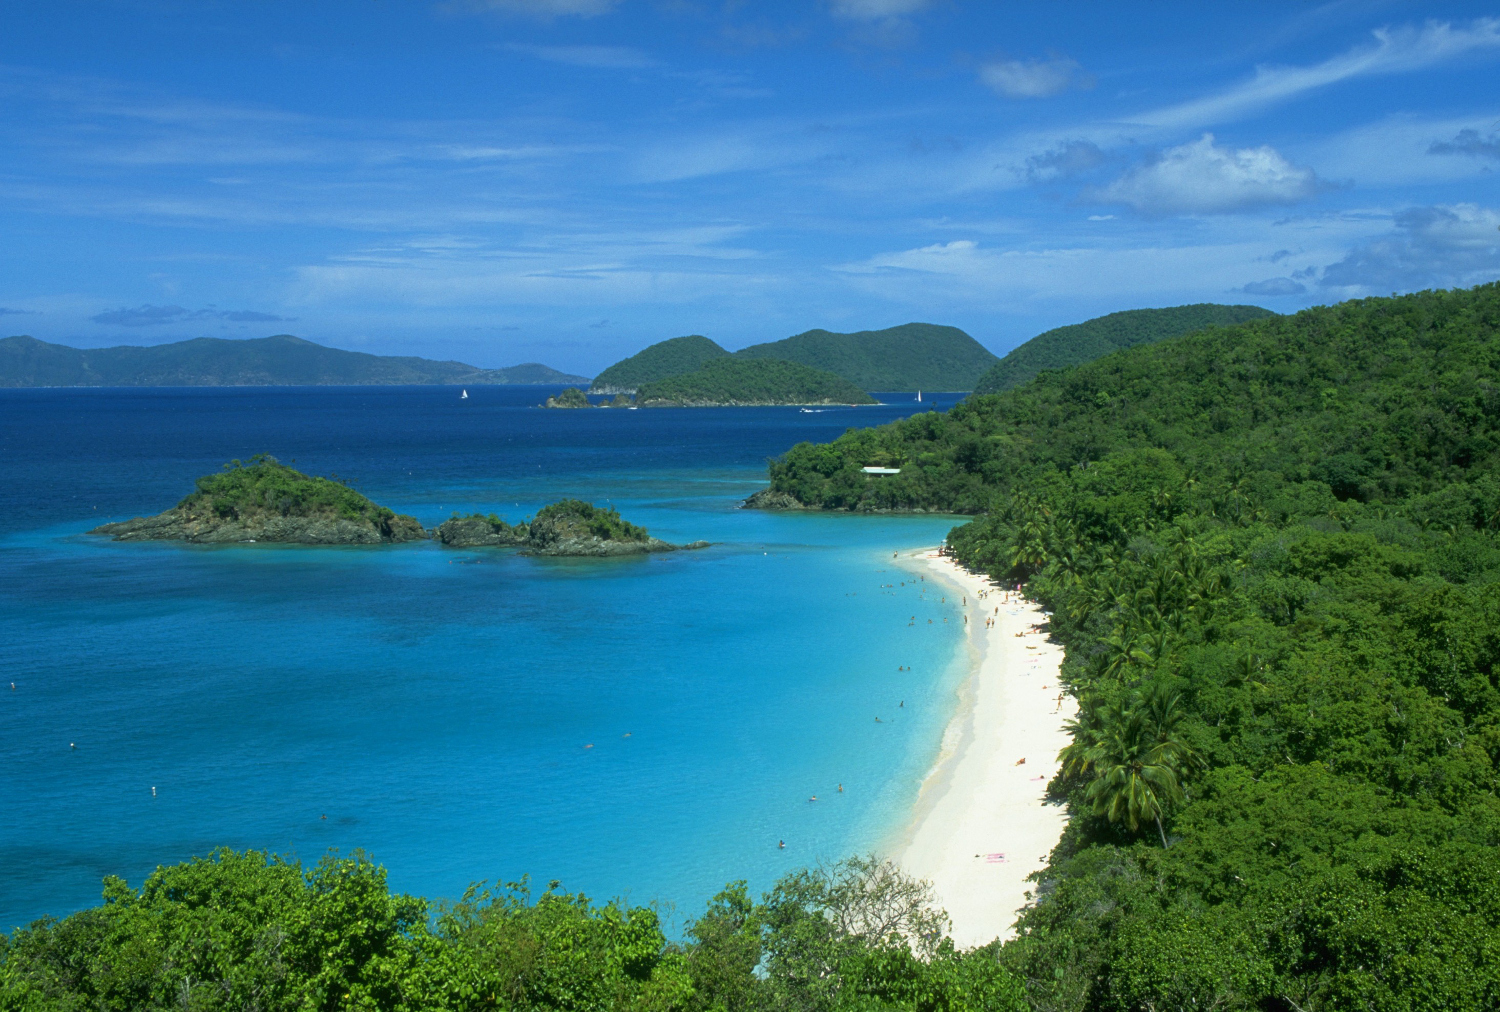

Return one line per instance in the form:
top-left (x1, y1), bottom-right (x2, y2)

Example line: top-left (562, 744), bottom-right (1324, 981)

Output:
top-left (589, 324), bottom-right (997, 396)
top-left (0, 334), bottom-right (590, 387)
top-left (635, 358), bottom-right (875, 407)
top-left (734, 323), bottom-right (998, 391)
top-left (971, 303), bottom-right (1275, 394)
top-left (588, 335), bottom-right (727, 395)
top-left (436, 499), bottom-right (707, 555)
top-left (90, 455), bottom-right (425, 544)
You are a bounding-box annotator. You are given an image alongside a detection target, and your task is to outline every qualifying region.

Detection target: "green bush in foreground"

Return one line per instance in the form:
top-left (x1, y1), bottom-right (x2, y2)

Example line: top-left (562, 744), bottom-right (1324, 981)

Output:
top-left (0, 853), bottom-right (1025, 1012)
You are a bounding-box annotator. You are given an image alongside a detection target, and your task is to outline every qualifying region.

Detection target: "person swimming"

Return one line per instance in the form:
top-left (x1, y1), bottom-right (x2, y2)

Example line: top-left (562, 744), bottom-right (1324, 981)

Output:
top-left (779, 840), bottom-right (785, 849)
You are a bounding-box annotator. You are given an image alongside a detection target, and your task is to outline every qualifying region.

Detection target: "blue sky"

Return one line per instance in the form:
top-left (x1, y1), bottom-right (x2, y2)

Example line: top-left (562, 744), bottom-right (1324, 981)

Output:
top-left (1, 1), bottom-right (1498, 374)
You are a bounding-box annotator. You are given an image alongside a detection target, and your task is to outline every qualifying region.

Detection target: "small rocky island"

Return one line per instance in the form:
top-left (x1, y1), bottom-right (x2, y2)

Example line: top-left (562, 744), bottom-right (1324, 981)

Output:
top-left (544, 387), bottom-right (633, 408)
top-left (436, 499), bottom-right (707, 556)
top-left (90, 455), bottom-right (426, 545)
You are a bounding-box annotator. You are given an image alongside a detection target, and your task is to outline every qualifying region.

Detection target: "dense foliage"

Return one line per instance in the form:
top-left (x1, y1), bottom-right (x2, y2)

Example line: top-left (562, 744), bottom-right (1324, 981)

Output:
top-left (0, 851), bottom-right (1026, 1012)
top-left (545, 387), bottom-right (592, 408)
top-left (0, 334), bottom-right (587, 387)
top-left (768, 284), bottom-right (1500, 1008)
top-left (589, 336), bottom-right (729, 394)
top-left (182, 455), bottom-right (402, 525)
top-left (767, 287), bottom-right (1500, 513)
top-left (636, 358), bottom-right (875, 406)
top-left (735, 324), bottom-right (998, 392)
top-left (971, 304), bottom-right (1275, 395)
top-left (531, 499), bottom-right (650, 542)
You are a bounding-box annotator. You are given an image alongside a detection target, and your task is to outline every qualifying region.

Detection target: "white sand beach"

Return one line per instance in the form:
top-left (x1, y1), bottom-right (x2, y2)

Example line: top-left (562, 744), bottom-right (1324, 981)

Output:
top-left (891, 548), bottom-right (1077, 947)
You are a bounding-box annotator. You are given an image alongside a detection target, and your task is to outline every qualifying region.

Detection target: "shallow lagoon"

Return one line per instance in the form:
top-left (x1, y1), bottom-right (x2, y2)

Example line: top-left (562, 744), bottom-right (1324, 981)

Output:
top-left (0, 386), bottom-right (969, 931)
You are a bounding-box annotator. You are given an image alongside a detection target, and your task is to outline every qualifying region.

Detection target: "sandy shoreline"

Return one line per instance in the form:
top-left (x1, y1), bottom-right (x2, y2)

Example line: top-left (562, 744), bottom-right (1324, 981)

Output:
top-left (890, 548), bottom-right (1076, 946)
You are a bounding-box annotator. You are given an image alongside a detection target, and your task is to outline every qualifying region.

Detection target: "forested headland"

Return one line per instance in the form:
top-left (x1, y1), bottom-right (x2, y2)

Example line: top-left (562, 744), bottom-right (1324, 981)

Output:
top-left (760, 283), bottom-right (1500, 1008)
top-left (971, 304), bottom-right (1275, 395)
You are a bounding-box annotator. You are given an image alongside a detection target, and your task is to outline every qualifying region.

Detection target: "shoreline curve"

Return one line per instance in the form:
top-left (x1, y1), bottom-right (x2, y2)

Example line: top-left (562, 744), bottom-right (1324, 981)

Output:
top-left (889, 547), bottom-right (1076, 946)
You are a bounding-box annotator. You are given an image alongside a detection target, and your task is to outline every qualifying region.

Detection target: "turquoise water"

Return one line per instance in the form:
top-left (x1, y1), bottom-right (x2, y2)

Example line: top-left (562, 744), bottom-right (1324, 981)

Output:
top-left (0, 387), bottom-right (969, 932)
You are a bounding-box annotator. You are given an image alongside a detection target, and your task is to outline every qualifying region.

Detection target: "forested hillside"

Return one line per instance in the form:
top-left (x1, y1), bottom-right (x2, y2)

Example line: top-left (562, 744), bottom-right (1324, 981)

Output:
top-left (588, 335), bottom-right (728, 393)
top-left (735, 323), bottom-right (998, 391)
top-left (636, 357), bottom-right (875, 406)
top-left (0, 334), bottom-right (587, 387)
top-left (972, 304), bottom-right (1275, 395)
top-left (766, 284), bottom-right (1500, 1009)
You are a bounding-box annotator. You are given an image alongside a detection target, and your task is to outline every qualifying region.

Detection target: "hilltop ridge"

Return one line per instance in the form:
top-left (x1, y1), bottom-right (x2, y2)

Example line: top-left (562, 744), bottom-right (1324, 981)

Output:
top-left (0, 334), bottom-right (589, 387)
top-left (588, 335), bottom-right (728, 394)
top-left (735, 322), bottom-right (997, 391)
top-left (972, 303), bottom-right (1275, 394)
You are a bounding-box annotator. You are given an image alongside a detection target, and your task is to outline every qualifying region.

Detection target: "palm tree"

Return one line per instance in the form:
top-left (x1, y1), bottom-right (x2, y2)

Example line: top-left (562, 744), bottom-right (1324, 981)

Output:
top-left (1071, 689), bottom-right (1198, 846)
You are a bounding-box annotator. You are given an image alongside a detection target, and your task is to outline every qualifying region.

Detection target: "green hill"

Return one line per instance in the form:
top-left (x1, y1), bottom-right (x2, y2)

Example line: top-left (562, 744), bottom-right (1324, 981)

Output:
top-left (972, 303), bottom-right (1276, 394)
top-left (588, 335), bottom-right (728, 393)
top-left (735, 322), bottom-right (997, 391)
top-left (755, 283), bottom-right (1500, 1007)
top-left (636, 357), bottom-right (875, 406)
top-left (0, 334), bottom-right (589, 387)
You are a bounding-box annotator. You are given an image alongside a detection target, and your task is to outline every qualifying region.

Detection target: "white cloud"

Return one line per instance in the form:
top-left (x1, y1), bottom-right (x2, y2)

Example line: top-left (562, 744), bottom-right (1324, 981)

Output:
top-left (508, 44), bottom-right (655, 69)
top-left (1140, 19), bottom-right (1500, 129)
top-left (980, 57), bottom-right (1085, 99)
top-left (828, 0), bottom-right (929, 20)
top-left (1093, 134), bottom-right (1322, 215)
top-left (1321, 203), bottom-right (1500, 292)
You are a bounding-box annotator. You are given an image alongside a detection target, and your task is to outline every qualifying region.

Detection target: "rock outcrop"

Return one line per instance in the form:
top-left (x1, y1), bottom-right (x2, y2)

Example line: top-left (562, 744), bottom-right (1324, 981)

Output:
top-left (438, 499), bottom-right (709, 556)
top-left (89, 455), bottom-right (426, 545)
top-left (434, 515), bottom-right (529, 547)
top-left (92, 510), bottom-right (425, 545)
top-left (742, 488), bottom-right (807, 510)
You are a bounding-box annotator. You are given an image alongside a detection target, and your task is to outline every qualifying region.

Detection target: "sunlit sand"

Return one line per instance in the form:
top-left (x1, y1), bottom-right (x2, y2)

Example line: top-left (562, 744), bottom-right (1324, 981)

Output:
top-left (891, 548), bottom-right (1076, 946)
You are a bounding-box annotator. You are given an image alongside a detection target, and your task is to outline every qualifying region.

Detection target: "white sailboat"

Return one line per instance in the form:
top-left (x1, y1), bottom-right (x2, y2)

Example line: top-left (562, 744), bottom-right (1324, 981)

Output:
top-left (461, 389), bottom-right (468, 399)
top-left (916, 390), bottom-right (922, 403)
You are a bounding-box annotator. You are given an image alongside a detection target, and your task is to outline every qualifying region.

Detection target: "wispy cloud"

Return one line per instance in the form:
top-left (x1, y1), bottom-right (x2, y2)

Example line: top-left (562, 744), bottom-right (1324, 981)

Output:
top-left (1025, 140), bottom-right (1107, 182)
top-left (453, 0), bottom-right (619, 17)
top-left (0, 306), bottom-right (36, 315)
top-left (828, 0), bottom-right (929, 20)
top-left (1139, 19), bottom-right (1500, 129)
top-left (1238, 276), bottom-right (1306, 296)
top-left (980, 56), bottom-right (1089, 99)
top-left (506, 44), bottom-right (656, 69)
top-left (1090, 134), bottom-right (1324, 215)
top-left (91, 305), bottom-right (294, 327)
top-left (1429, 128), bottom-right (1500, 159)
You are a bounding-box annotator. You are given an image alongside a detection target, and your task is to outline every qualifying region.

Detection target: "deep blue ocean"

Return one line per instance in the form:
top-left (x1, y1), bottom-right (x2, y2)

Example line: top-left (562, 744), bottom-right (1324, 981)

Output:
top-left (0, 386), bottom-right (971, 933)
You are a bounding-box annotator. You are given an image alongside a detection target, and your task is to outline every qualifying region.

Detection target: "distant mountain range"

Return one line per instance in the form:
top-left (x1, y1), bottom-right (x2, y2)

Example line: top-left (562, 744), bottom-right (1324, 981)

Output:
top-left (973, 304), bottom-right (1276, 395)
top-left (0, 334), bottom-right (590, 387)
top-left (590, 323), bottom-right (999, 395)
